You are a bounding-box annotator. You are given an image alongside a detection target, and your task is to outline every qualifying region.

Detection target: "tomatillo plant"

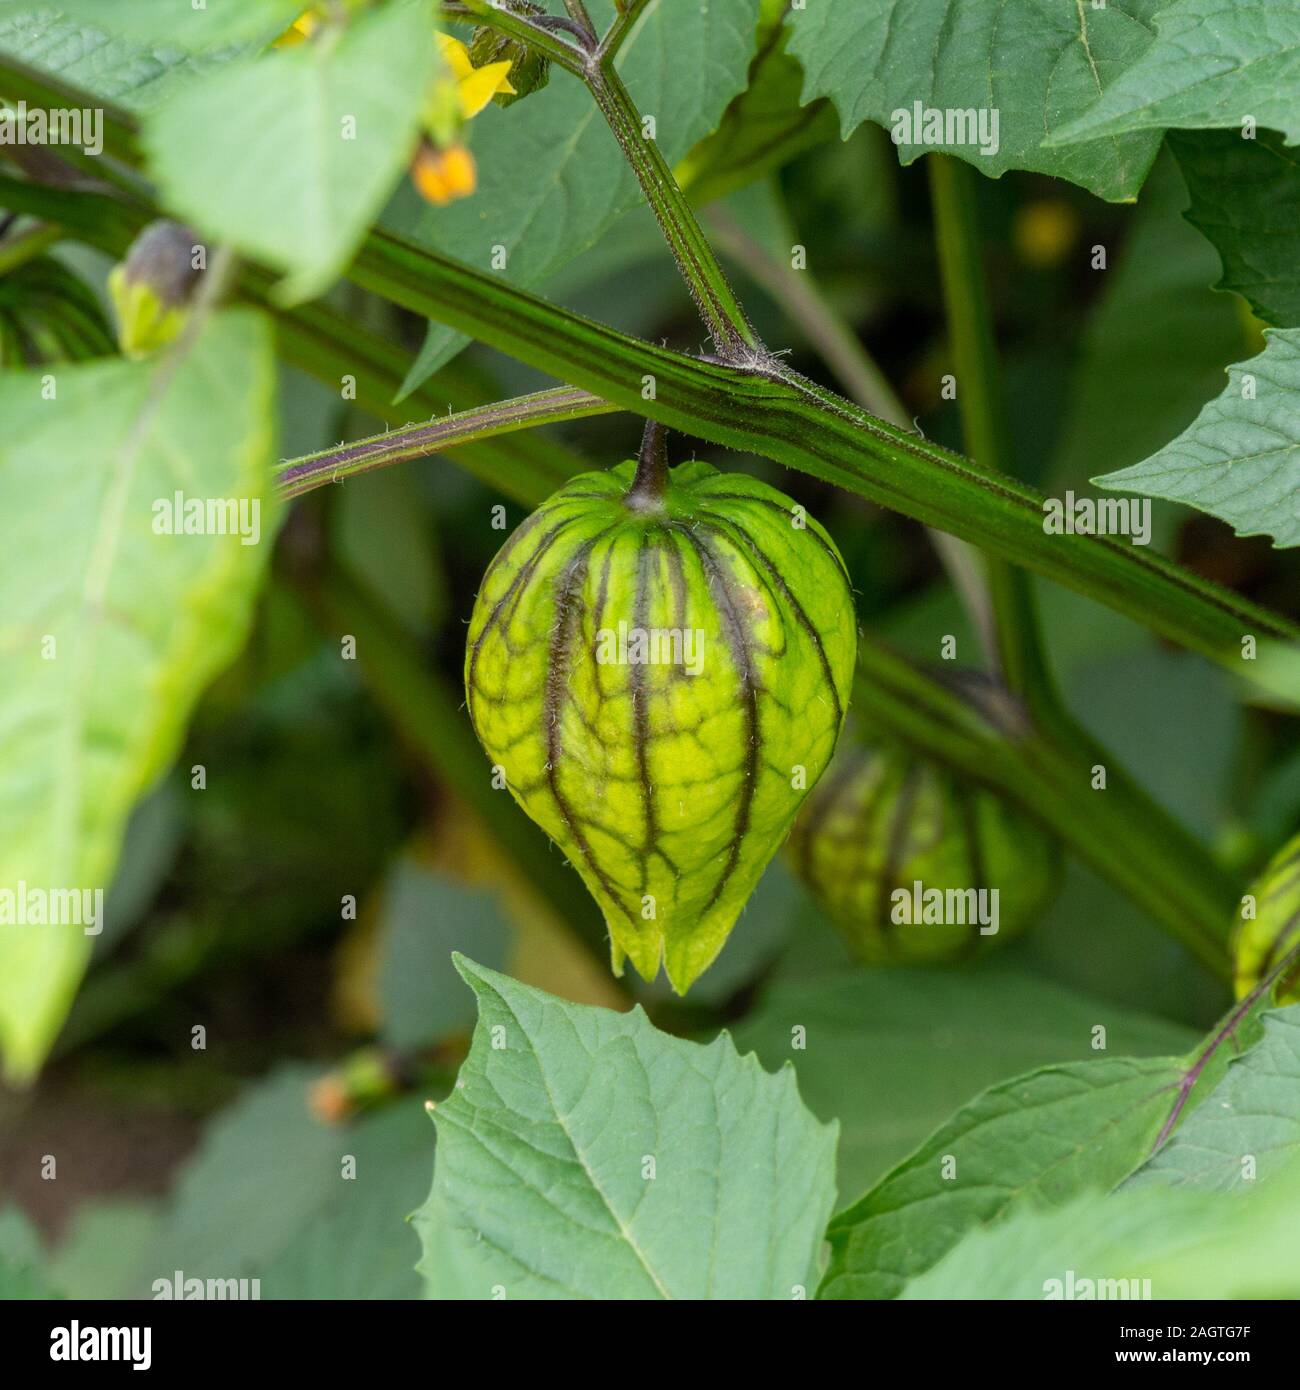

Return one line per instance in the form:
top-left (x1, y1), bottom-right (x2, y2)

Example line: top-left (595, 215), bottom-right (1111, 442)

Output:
top-left (3, 0), bottom-right (1300, 1308)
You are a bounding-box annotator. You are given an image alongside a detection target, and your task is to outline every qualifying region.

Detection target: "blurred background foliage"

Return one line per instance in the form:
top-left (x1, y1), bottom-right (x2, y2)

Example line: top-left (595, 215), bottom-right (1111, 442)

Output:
top-left (2, 87), bottom-right (1299, 1297)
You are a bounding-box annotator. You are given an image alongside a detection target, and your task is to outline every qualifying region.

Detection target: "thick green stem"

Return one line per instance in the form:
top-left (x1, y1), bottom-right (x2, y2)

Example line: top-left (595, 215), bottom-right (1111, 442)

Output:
top-left (5, 158), bottom-right (1291, 673)
top-left (2, 61), bottom-right (1291, 677)
top-left (345, 228), bottom-right (1298, 672)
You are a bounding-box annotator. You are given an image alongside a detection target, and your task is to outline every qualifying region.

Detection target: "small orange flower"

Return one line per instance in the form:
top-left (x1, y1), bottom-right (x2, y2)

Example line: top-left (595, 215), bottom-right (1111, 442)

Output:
top-left (411, 140), bottom-right (477, 206)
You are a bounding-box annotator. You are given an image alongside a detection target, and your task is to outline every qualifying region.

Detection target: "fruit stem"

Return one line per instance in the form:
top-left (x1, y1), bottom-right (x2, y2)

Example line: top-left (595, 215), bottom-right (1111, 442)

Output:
top-left (627, 417), bottom-right (670, 507)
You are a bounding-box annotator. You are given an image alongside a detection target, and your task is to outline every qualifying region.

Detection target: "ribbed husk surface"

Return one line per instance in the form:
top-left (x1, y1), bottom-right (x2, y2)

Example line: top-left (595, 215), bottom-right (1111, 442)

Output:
top-left (466, 458), bottom-right (857, 990)
top-left (787, 738), bottom-right (1059, 965)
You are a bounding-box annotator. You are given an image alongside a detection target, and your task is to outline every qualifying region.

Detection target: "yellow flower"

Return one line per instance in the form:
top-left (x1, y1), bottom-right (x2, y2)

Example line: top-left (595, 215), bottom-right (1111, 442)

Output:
top-left (411, 140), bottom-right (477, 206)
top-left (436, 32), bottom-right (515, 119)
top-left (274, 10), bottom-right (319, 48)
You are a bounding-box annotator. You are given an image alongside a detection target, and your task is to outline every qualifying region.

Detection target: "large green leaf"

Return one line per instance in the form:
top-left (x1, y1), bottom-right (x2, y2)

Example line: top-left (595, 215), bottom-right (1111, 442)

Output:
top-left (46, 1200), bottom-right (162, 1300)
top-left (900, 1156), bottom-right (1300, 1299)
top-left (394, 0), bottom-right (763, 396)
top-left (1094, 329), bottom-right (1300, 548)
top-left (134, 1067), bottom-right (431, 1299)
top-left (731, 963), bottom-right (1198, 1198)
top-left (1170, 128), bottom-right (1300, 329)
top-left (0, 1206), bottom-right (59, 1299)
top-left (820, 1056), bottom-right (1182, 1300)
top-left (0, 309), bottom-right (277, 1079)
top-left (1127, 1006), bottom-right (1300, 1193)
top-left (376, 857), bottom-right (511, 1051)
top-left (6, 0), bottom-right (297, 51)
top-left (784, 0), bottom-right (1164, 200)
top-left (1052, 0), bottom-right (1300, 148)
top-left (143, 2), bottom-right (436, 303)
top-left (417, 956), bottom-right (838, 1299)
top-left (828, 993), bottom-right (1289, 1300)
top-left (677, 1), bottom-right (838, 208)
top-left (0, 2), bottom-right (248, 110)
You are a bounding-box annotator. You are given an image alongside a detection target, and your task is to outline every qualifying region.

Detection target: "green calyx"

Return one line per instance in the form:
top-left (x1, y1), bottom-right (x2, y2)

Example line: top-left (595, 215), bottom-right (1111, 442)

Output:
top-left (469, 21), bottom-right (550, 107)
top-left (787, 733), bottom-right (1059, 965)
top-left (1233, 832), bottom-right (1300, 1003)
top-left (465, 456), bottom-right (857, 991)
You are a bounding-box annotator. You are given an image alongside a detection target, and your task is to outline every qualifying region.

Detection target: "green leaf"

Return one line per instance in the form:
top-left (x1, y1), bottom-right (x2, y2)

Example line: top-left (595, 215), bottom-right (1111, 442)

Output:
top-left (394, 0), bottom-right (763, 396)
top-left (677, 6), bottom-right (838, 207)
top-left (137, 1067), bottom-right (432, 1299)
top-left (0, 2), bottom-right (250, 110)
top-left (46, 1200), bottom-right (163, 1300)
top-left (820, 1055), bottom-right (1183, 1300)
top-left (417, 956), bottom-right (838, 1299)
top-left (0, 1206), bottom-right (59, 1299)
top-left (731, 963), bottom-right (1198, 1198)
top-left (900, 1157), bottom-right (1300, 1299)
top-left (6, 0), bottom-right (298, 51)
top-left (1050, 150), bottom-right (1257, 492)
top-left (143, 2), bottom-right (436, 303)
top-left (377, 857), bottom-right (511, 1051)
top-left (1051, 0), bottom-right (1300, 148)
top-left (784, 0), bottom-right (1164, 201)
top-left (1094, 329), bottom-right (1300, 548)
top-left (0, 309), bottom-right (277, 1079)
top-left (1127, 1006), bottom-right (1300, 1193)
top-left (1170, 128), bottom-right (1300, 329)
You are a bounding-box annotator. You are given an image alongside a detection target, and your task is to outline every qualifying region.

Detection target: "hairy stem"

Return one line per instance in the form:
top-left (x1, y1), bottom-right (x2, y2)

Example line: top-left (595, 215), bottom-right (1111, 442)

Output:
top-left (276, 385), bottom-right (613, 499)
top-left (583, 62), bottom-right (762, 360)
top-left (347, 227), bottom-right (1299, 671)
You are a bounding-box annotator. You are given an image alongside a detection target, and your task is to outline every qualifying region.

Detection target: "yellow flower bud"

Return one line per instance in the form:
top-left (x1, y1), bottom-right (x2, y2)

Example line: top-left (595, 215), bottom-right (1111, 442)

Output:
top-left (411, 140), bottom-right (477, 207)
